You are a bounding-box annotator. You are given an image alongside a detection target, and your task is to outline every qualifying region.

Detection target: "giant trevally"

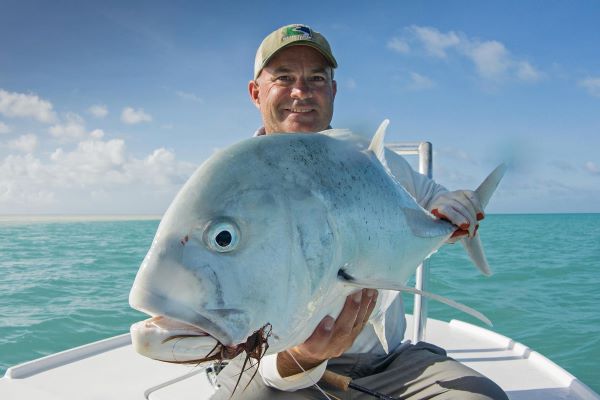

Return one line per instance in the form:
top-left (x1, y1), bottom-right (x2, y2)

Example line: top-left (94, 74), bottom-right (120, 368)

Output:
top-left (128, 120), bottom-right (505, 365)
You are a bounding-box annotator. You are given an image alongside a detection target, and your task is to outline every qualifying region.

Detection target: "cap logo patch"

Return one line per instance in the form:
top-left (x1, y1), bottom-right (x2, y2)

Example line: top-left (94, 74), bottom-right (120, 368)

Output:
top-left (282, 25), bottom-right (313, 42)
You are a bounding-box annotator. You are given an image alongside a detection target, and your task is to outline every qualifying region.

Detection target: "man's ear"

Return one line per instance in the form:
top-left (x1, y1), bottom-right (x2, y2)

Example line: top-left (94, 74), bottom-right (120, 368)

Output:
top-left (248, 80), bottom-right (261, 109)
top-left (332, 79), bottom-right (337, 99)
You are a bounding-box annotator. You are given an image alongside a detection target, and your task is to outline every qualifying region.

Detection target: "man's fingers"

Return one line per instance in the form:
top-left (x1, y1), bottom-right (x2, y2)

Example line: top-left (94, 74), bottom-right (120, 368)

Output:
top-left (352, 289), bottom-right (377, 331)
top-left (333, 290), bottom-right (363, 336)
top-left (301, 316), bottom-right (335, 355)
top-left (430, 190), bottom-right (484, 238)
top-left (461, 191), bottom-right (484, 222)
top-left (363, 290), bottom-right (378, 323)
top-left (436, 201), bottom-right (472, 230)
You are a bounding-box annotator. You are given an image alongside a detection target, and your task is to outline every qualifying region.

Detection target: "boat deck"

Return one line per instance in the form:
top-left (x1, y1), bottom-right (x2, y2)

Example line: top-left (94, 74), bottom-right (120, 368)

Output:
top-left (1, 316), bottom-right (598, 399)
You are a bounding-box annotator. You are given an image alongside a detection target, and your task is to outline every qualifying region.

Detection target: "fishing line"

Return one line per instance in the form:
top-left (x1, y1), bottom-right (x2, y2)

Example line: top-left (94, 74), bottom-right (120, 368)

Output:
top-left (285, 350), bottom-right (337, 400)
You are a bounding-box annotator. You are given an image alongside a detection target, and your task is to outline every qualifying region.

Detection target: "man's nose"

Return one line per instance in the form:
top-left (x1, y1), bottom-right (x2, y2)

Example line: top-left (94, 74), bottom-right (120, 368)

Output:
top-left (290, 78), bottom-right (313, 99)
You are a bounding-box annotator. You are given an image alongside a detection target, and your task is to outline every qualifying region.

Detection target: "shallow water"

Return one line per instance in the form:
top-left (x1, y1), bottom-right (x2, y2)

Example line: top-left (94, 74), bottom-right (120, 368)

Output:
top-left (0, 214), bottom-right (598, 392)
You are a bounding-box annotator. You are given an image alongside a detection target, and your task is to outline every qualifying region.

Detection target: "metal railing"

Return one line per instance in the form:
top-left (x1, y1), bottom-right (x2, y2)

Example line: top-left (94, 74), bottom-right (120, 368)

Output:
top-left (386, 142), bottom-right (432, 343)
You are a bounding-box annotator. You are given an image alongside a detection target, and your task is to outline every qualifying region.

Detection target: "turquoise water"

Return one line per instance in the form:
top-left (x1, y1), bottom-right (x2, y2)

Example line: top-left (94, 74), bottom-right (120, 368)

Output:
top-left (0, 214), bottom-right (599, 392)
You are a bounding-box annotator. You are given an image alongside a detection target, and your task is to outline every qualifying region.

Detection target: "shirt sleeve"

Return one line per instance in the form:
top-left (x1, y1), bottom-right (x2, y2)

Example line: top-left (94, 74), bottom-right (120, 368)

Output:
top-left (384, 147), bottom-right (448, 209)
top-left (259, 353), bottom-right (328, 391)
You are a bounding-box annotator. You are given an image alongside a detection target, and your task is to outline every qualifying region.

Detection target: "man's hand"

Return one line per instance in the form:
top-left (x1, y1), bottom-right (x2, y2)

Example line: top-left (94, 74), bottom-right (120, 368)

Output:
top-left (276, 289), bottom-right (378, 377)
top-left (428, 190), bottom-right (484, 242)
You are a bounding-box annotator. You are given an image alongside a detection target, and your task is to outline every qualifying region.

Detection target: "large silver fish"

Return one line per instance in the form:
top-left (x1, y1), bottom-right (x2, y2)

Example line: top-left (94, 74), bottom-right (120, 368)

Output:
top-left (129, 120), bottom-right (505, 364)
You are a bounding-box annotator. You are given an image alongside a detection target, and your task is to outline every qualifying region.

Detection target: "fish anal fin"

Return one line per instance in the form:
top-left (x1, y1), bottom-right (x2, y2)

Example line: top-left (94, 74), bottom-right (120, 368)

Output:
top-left (338, 272), bottom-right (492, 326)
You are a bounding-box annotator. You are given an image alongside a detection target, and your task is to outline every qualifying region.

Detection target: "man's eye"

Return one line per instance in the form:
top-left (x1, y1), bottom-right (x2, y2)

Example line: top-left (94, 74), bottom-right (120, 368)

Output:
top-left (309, 75), bottom-right (326, 81)
top-left (276, 76), bottom-right (293, 82)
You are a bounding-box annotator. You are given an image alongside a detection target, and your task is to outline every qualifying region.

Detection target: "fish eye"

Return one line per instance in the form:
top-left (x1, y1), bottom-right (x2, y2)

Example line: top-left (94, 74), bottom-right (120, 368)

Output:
top-left (215, 230), bottom-right (232, 247)
top-left (204, 220), bottom-right (239, 253)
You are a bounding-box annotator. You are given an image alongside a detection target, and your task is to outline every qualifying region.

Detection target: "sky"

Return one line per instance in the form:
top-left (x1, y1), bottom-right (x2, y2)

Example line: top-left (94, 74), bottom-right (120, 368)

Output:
top-left (1, 0), bottom-right (599, 214)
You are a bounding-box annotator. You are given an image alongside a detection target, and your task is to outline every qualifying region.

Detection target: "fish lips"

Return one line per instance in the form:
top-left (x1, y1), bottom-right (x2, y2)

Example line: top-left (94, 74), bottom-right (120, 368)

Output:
top-left (129, 284), bottom-right (246, 347)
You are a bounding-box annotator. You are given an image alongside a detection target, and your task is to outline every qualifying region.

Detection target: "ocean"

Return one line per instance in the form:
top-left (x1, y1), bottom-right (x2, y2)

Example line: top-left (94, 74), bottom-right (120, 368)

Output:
top-left (0, 214), bottom-right (599, 393)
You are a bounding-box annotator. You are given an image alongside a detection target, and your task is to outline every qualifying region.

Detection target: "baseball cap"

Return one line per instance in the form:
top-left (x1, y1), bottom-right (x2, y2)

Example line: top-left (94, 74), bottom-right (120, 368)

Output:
top-left (253, 24), bottom-right (338, 80)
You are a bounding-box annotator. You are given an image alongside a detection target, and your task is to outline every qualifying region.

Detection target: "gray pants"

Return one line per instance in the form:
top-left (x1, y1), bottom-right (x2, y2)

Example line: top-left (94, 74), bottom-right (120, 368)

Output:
top-left (211, 342), bottom-right (509, 399)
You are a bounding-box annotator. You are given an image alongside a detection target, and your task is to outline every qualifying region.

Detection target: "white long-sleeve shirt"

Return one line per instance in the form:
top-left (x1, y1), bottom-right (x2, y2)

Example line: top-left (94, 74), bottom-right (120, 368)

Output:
top-left (253, 127), bottom-right (448, 391)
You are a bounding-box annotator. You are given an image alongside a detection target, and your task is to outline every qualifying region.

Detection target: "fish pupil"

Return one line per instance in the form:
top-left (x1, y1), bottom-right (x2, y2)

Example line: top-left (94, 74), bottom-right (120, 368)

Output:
top-left (215, 230), bottom-right (232, 247)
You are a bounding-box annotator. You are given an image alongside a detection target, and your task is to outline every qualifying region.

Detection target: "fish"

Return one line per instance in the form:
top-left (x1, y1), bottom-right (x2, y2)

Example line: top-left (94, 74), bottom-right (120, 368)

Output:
top-left (128, 120), bottom-right (505, 365)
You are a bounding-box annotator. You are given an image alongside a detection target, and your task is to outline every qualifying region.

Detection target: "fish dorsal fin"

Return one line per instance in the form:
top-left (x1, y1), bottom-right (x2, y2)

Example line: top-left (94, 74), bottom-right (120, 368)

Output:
top-left (338, 270), bottom-right (492, 326)
top-left (367, 119), bottom-right (390, 168)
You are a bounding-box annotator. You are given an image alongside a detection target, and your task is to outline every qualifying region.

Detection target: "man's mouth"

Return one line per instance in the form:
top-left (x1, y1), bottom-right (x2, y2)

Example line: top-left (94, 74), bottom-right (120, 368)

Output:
top-left (285, 107), bottom-right (314, 113)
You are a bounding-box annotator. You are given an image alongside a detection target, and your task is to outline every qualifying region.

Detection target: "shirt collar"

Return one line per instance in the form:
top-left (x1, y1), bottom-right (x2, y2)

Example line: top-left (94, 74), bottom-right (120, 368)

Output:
top-left (253, 126), bottom-right (333, 137)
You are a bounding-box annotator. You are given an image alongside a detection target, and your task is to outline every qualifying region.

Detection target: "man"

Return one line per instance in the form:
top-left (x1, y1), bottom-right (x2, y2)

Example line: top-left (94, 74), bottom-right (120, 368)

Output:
top-left (212, 24), bottom-right (508, 399)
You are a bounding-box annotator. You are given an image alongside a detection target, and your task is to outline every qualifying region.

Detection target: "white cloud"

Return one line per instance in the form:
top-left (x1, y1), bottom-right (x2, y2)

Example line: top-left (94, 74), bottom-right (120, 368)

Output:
top-left (0, 154), bottom-right (55, 207)
top-left (408, 72), bottom-right (435, 90)
top-left (176, 91), bottom-right (203, 103)
top-left (90, 129), bottom-right (105, 139)
top-left (516, 61), bottom-right (541, 82)
top-left (0, 121), bottom-right (10, 134)
top-left (463, 42), bottom-right (541, 82)
top-left (397, 26), bottom-right (541, 82)
top-left (49, 112), bottom-right (86, 141)
top-left (0, 133), bottom-right (196, 213)
top-left (410, 26), bottom-right (460, 58)
top-left (387, 37), bottom-right (410, 54)
top-left (579, 77), bottom-right (600, 97)
top-left (0, 89), bottom-right (57, 123)
top-left (584, 161), bottom-right (600, 175)
top-left (465, 40), bottom-right (511, 79)
top-left (51, 139), bottom-right (127, 184)
top-left (8, 133), bottom-right (38, 153)
top-left (121, 107), bottom-right (152, 124)
top-left (88, 104), bottom-right (108, 118)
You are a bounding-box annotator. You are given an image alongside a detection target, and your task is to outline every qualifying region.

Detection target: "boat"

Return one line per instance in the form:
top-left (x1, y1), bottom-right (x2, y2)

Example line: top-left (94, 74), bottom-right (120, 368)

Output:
top-left (1, 314), bottom-right (598, 399)
top-left (2, 142), bottom-right (598, 399)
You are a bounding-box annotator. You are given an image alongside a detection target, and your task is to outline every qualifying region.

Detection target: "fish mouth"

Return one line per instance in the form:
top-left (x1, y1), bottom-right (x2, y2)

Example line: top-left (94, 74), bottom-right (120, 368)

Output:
top-left (129, 284), bottom-right (238, 347)
top-left (152, 316), bottom-right (242, 354)
top-left (131, 316), bottom-right (244, 363)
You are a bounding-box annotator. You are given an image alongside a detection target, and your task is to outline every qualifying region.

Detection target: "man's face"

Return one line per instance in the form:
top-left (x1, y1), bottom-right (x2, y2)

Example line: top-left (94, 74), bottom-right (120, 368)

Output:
top-left (249, 46), bottom-right (337, 134)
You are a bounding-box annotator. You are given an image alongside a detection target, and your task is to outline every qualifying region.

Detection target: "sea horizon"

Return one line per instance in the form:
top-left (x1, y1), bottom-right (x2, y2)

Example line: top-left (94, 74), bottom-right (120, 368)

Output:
top-left (1, 211), bottom-right (599, 224)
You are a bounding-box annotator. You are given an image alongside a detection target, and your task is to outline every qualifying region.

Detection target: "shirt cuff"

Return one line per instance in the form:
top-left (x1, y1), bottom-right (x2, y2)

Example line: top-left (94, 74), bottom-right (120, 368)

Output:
top-left (259, 353), bottom-right (328, 391)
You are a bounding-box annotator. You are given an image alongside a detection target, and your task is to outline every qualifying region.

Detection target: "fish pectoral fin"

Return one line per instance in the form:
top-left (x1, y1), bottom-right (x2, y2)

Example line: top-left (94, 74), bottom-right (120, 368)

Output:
top-left (338, 270), bottom-right (492, 326)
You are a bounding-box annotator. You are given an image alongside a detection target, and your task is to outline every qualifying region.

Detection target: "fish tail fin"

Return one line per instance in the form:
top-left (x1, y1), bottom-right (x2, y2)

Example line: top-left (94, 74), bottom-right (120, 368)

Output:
top-left (462, 234), bottom-right (492, 276)
top-left (475, 163), bottom-right (507, 209)
top-left (463, 163), bottom-right (507, 276)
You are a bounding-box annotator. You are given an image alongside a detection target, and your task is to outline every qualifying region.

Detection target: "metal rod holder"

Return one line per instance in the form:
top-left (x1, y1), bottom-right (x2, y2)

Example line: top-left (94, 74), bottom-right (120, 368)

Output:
top-left (387, 141), bottom-right (433, 344)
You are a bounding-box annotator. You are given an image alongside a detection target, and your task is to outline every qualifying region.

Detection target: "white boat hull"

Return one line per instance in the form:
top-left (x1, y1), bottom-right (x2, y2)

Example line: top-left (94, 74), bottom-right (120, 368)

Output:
top-left (1, 316), bottom-right (598, 400)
